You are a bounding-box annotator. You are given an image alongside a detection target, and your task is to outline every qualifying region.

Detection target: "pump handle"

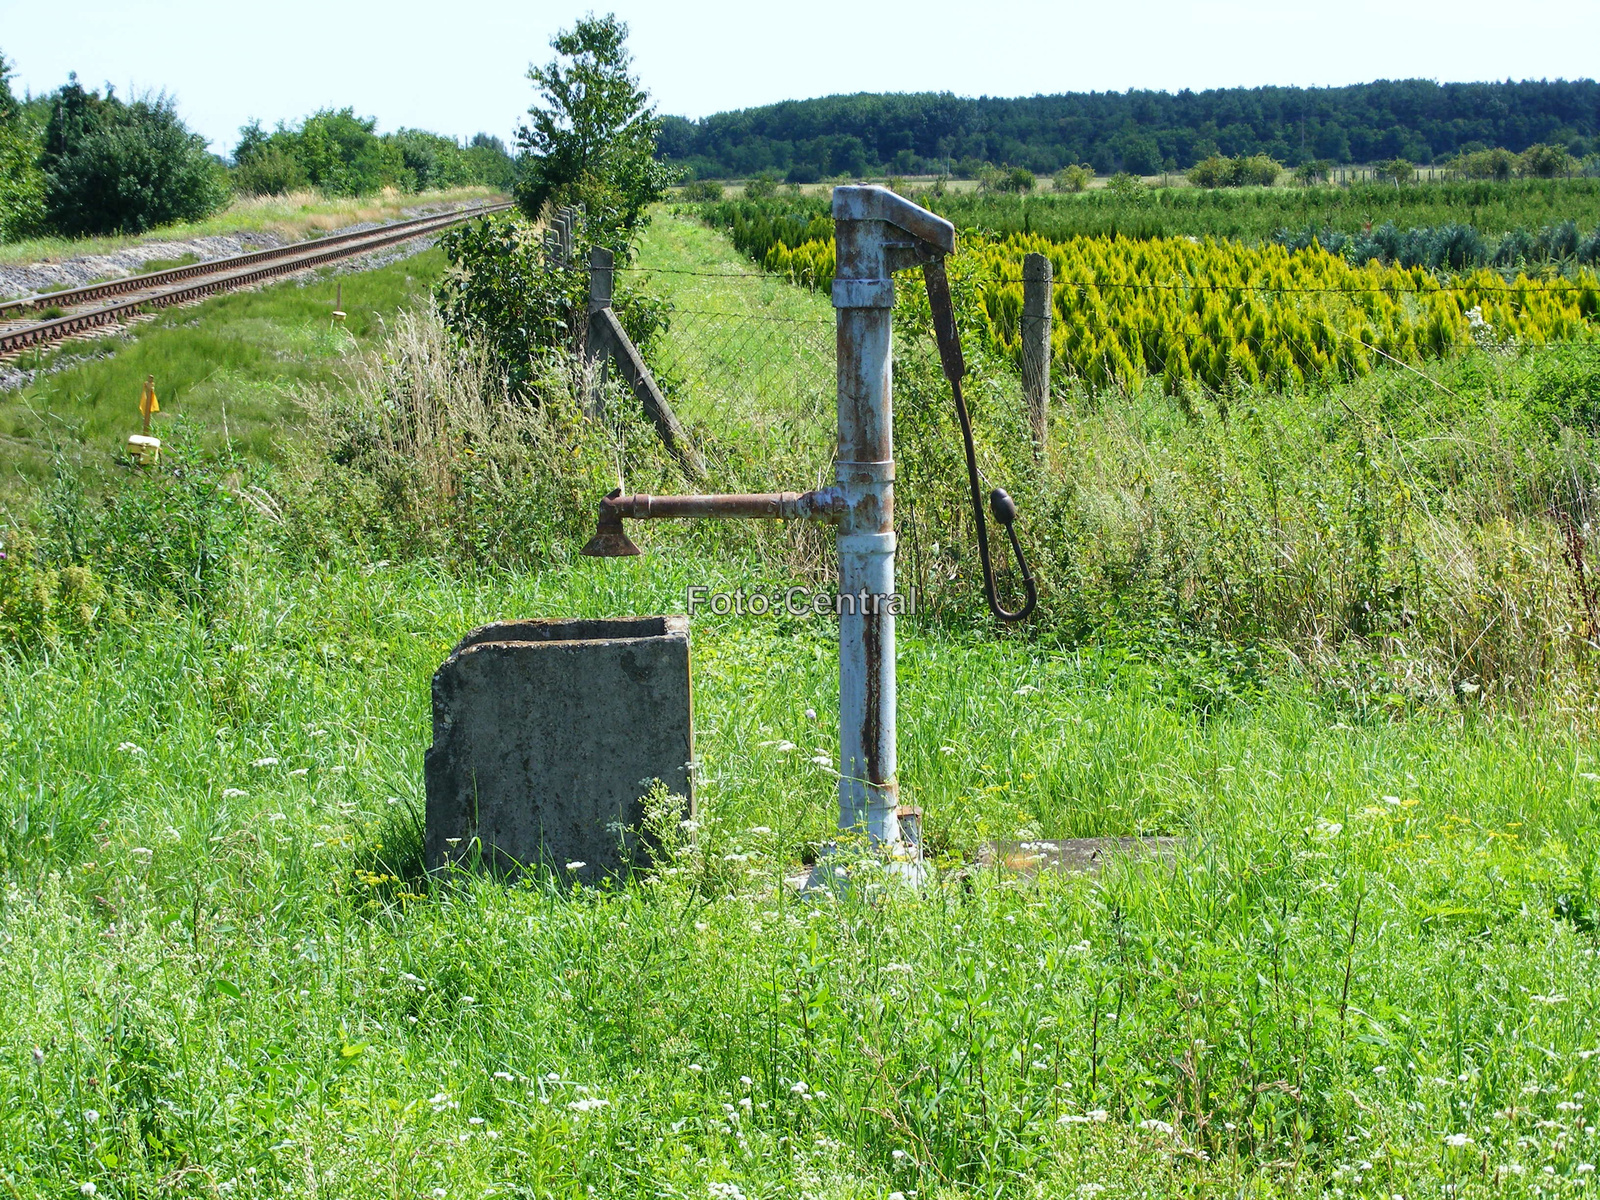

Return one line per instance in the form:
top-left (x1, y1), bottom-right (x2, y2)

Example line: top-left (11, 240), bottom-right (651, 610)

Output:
top-left (922, 260), bottom-right (1037, 623)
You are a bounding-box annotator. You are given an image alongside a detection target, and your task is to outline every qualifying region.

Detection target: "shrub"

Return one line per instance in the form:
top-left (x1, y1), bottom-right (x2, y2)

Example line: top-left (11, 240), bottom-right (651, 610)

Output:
top-left (1520, 143), bottom-right (1574, 178)
top-left (1452, 147), bottom-right (1517, 181)
top-left (1375, 158), bottom-right (1414, 185)
top-left (230, 143), bottom-right (308, 196)
top-left (435, 210), bottom-right (669, 399)
top-left (1188, 154), bottom-right (1280, 188)
top-left (41, 79), bottom-right (227, 236)
top-left (1235, 154), bottom-right (1281, 186)
top-left (0, 123), bottom-right (44, 240)
top-left (1052, 164), bottom-right (1092, 193)
top-left (681, 179), bottom-right (723, 201)
top-left (0, 52), bottom-right (43, 241)
top-left (1186, 155), bottom-right (1232, 188)
top-left (1106, 172), bottom-right (1147, 198)
top-left (1293, 159), bottom-right (1333, 185)
top-left (744, 174), bottom-right (778, 200)
top-left (997, 166), bottom-right (1036, 193)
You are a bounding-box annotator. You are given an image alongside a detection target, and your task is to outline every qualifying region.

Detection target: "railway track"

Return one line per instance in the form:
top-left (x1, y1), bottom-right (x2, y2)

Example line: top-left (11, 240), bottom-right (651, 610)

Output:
top-left (0, 201), bottom-right (512, 359)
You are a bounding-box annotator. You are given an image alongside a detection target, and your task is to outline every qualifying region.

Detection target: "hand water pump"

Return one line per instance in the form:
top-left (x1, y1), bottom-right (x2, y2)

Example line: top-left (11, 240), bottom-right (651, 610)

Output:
top-left (582, 186), bottom-right (1035, 866)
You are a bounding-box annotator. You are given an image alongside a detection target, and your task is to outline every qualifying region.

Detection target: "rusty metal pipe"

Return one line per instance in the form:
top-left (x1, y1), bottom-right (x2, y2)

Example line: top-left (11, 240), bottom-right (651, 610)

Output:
top-left (603, 488), bottom-right (845, 523)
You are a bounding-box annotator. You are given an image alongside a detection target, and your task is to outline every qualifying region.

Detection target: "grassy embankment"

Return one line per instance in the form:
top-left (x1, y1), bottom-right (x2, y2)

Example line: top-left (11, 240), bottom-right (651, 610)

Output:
top-left (0, 187), bottom-right (501, 271)
top-left (0, 248), bottom-right (448, 481)
top-left (0, 209), bottom-right (1597, 1196)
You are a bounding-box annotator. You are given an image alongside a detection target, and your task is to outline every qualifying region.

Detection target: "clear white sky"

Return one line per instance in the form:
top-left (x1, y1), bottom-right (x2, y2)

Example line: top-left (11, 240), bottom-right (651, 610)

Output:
top-left (4, 0), bottom-right (1598, 154)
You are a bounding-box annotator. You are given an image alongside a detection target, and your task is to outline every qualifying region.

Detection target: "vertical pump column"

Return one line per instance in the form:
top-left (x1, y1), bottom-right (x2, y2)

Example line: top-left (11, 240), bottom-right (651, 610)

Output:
top-left (830, 187), bottom-right (955, 847)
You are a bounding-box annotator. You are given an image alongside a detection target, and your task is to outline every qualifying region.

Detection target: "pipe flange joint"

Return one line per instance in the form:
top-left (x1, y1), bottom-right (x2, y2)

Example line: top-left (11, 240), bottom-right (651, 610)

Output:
top-left (832, 278), bottom-right (894, 309)
top-left (835, 459), bottom-right (895, 484)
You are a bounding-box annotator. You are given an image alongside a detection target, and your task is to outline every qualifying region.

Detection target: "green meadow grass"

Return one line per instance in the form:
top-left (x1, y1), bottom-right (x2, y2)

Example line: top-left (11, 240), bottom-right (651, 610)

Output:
top-left (1, 551), bottom-right (1598, 1196)
top-left (0, 249), bottom-right (447, 485)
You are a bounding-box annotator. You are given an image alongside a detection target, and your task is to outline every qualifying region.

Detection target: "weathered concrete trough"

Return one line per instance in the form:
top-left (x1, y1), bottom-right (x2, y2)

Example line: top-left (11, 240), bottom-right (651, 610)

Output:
top-left (423, 616), bottom-right (693, 878)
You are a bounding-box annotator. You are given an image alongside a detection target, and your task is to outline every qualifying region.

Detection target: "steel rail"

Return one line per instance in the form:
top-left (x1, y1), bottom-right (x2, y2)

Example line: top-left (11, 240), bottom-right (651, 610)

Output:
top-left (0, 202), bottom-right (511, 319)
top-left (0, 203), bottom-right (511, 357)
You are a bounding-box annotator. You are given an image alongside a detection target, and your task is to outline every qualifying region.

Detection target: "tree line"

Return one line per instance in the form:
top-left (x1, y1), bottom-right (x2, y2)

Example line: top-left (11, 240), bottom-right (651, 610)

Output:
top-left (657, 78), bottom-right (1600, 181)
top-left (0, 51), bottom-right (514, 241)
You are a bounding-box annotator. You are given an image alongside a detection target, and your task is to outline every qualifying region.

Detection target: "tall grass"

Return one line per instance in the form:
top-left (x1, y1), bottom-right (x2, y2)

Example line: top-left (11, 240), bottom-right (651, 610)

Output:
top-left (0, 535), bottom-right (1597, 1195)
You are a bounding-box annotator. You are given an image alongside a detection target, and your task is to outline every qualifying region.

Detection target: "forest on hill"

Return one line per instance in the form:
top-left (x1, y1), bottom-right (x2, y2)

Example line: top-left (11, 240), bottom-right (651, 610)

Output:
top-left (658, 78), bottom-right (1600, 180)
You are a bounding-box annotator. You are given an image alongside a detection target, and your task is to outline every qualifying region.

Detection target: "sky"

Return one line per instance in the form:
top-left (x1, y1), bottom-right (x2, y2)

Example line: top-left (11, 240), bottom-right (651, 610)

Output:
top-left (4, 0), bottom-right (1599, 155)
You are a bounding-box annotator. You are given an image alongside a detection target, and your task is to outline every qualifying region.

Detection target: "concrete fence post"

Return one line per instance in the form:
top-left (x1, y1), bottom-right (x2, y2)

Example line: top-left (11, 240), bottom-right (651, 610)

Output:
top-left (1021, 252), bottom-right (1052, 452)
top-left (584, 247), bottom-right (614, 417)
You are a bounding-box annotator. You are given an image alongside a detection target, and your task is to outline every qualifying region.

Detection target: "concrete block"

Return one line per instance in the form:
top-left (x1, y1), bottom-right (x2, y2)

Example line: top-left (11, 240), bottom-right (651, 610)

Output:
top-left (424, 616), bottom-right (693, 877)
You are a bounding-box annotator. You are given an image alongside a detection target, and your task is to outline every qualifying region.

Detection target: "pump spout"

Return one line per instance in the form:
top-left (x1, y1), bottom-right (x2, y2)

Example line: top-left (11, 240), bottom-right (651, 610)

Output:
top-left (580, 485), bottom-right (845, 557)
top-left (581, 490), bottom-right (643, 557)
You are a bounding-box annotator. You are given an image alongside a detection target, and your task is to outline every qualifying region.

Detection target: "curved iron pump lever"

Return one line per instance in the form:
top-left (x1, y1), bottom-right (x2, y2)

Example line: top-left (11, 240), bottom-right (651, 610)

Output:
top-left (922, 259), bottom-right (1038, 623)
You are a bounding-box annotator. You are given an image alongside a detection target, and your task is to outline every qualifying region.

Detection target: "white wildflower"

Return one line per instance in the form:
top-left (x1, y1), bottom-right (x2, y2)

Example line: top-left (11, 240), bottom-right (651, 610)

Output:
top-left (251, 757), bottom-right (279, 768)
top-left (222, 788), bottom-right (247, 798)
top-left (1443, 1133), bottom-right (1473, 1148)
top-left (565, 861), bottom-right (586, 871)
top-left (567, 1097), bottom-right (610, 1112)
top-left (117, 742), bottom-right (143, 755)
top-left (804, 708), bottom-right (817, 720)
top-left (289, 768), bottom-right (309, 778)
top-left (83, 1110), bottom-right (99, 1123)
top-left (1140, 1118), bottom-right (1174, 1135)
top-left (79, 1186), bottom-right (96, 1198)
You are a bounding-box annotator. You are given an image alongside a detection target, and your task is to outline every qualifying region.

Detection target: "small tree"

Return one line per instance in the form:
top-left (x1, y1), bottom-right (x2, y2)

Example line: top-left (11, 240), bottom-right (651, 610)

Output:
top-left (1451, 147), bottom-right (1516, 181)
top-left (1293, 158), bottom-right (1333, 185)
top-left (514, 13), bottom-right (677, 235)
top-left (1236, 154), bottom-right (1281, 186)
top-left (1519, 143), bottom-right (1573, 178)
top-left (744, 172), bottom-right (778, 199)
top-left (1053, 164), bottom-right (1092, 192)
top-left (1375, 158), bottom-right (1414, 186)
top-left (1186, 154), bottom-right (1230, 187)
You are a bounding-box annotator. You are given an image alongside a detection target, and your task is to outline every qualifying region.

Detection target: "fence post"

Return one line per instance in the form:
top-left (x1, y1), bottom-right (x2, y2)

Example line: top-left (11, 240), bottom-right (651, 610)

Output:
top-left (1021, 252), bottom-right (1052, 452)
top-left (584, 247), bottom-right (614, 417)
top-left (558, 207), bottom-right (575, 265)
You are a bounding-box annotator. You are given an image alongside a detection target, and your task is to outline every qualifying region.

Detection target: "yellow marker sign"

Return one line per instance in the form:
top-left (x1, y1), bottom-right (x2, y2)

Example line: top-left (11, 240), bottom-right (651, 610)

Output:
top-left (140, 375), bottom-right (159, 428)
top-left (129, 374), bottom-right (162, 464)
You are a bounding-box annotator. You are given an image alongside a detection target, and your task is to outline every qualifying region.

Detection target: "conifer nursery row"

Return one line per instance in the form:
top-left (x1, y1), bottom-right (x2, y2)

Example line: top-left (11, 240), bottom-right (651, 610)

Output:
top-left (760, 230), bottom-right (1600, 392)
